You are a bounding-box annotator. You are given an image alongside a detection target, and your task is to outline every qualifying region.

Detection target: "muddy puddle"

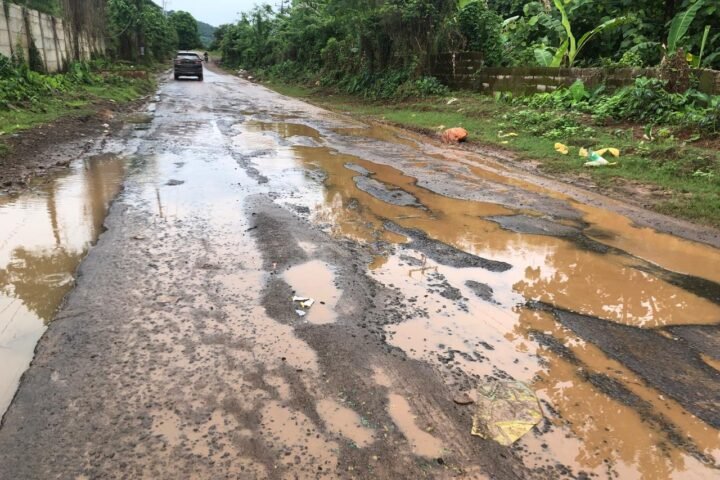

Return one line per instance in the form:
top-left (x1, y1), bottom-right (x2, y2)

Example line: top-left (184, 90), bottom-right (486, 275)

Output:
top-left (0, 154), bottom-right (126, 415)
top-left (238, 119), bottom-right (720, 478)
top-left (283, 260), bottom-right (340, 324)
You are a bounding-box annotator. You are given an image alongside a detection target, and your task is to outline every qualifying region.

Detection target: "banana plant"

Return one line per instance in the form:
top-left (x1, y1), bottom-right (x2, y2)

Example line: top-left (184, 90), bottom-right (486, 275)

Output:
top-left (667, 0), bottom-right (705, 54)
top-left (550, 0), bottom-right (626, 67)
top-left (687, 25), bottom-right (711, 67)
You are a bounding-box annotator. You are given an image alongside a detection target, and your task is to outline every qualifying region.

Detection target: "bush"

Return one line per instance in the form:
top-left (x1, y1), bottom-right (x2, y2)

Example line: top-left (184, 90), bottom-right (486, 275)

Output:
top-left (513, 76), bottom-right (720, 135)
top-left (593, 77), bottom-right (691, 124)
top-left (395, 76), bottom-right (449, 99)
top-left (458, 1), bottom-right (504, 67)
top-left (0, 55), bottom-right (126, 109)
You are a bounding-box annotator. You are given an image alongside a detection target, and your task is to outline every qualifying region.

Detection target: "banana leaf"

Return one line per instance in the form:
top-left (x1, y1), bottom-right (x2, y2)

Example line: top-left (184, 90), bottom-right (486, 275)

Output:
top-left (551, 40), bottom-right (568, 68)
top-left (576, 17), bottom-right (627, 60)
top-left (668, 0), bottom-right (705, 53)
top-left (534, 49), bottom-right (553, 67)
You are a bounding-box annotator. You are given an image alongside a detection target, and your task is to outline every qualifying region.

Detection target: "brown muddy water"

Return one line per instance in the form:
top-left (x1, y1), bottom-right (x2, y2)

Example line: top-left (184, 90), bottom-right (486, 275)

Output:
top-left (0, 154), bottom-right (125, 415)
top-left (233, 119), bottom-right (720, 479)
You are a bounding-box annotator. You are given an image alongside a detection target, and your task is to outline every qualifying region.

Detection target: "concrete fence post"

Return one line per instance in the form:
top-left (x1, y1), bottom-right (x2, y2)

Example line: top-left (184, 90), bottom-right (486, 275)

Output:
top-left (0, 2), bottom-right (13, 59)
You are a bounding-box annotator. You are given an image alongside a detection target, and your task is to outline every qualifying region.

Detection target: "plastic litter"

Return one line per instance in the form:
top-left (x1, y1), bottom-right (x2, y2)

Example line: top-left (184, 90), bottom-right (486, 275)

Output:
top-left (581, 147), bottom-right (620, 159)
top-left (292, 296), bottom-right (315, 316)
top-left (471, 380), bottom-right (543, 446)
top-left (554, 143), bottom-right (570, 155)
top-left (441, 127), bottom-right (468, 144)
top-left (447, 98), bottom-right (459, 105)
top-left (595, 147), bottom-right (620, 158)
top-left (584, 150), bottom-right (618, 167)
top-left (497, 132), bottom-right (518, 138)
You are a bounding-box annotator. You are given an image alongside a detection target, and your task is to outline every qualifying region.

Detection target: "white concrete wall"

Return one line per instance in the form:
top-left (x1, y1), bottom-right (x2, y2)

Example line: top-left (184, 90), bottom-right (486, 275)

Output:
top-left (0, 2), bottom-right (105, 72)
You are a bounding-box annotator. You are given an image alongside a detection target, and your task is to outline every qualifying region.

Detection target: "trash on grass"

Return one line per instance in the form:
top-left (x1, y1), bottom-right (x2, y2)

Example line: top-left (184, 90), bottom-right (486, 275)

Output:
top-left (497, 132), bottom-right (518, 138)
top-left (584, 150), bottom-right (618, 167)
top-left (579, 147), bottom-right (589, 158)
top-left (447, 97), bottom-right (459, 105)
top-left (471, 380), bottom-right (543, 446)
top-left (596, 147), bottom-right (620, 158)
top-left (554, 143), bottom-right (569, 155)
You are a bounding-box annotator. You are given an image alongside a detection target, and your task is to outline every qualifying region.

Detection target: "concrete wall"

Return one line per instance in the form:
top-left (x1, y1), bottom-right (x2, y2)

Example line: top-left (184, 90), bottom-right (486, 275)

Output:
top-left (0, 2), bottom-right (105, 72)
top-left (429, 53), bottom-right (720, 96)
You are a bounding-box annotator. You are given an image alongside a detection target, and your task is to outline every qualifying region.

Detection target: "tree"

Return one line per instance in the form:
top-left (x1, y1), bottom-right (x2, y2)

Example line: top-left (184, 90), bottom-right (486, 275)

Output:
top-left (106, 0), bottom-right (177, 61)
top-left (170, 11), bottom-right (202, 50)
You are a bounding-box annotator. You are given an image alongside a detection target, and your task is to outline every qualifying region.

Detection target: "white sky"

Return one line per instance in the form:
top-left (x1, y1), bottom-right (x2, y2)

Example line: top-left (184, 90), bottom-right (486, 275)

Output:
top-left (153, 0), bottom-right (262, 26)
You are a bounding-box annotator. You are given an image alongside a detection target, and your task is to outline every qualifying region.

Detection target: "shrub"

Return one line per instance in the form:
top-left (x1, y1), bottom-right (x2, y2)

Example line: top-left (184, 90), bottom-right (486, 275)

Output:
top-left (458, 1), bottom-right (504, 67)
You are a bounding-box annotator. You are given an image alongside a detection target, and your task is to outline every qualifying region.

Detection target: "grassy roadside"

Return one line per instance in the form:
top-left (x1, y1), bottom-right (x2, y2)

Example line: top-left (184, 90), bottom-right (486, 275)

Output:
top-left (0, 65), bottom-right (157, 154)
top-left (265, 80), bottom-right (720, 228)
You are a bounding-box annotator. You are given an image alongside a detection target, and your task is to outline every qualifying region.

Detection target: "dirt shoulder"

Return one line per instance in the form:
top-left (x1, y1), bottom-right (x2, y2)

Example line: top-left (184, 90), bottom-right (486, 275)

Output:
top-left (0, 76), bottom-right (158, 196)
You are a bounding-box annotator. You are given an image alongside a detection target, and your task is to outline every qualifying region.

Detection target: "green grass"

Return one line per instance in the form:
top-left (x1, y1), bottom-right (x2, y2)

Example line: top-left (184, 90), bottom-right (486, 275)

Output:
top-left (264, 81), bottom-right (720, 227)
top-left (0, 77), bottom-right (155, 153)
top-left (0, 103), bottom-right (88, 135)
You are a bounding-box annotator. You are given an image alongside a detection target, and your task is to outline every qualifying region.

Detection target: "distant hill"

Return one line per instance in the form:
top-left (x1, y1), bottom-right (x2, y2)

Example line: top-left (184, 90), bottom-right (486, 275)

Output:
top-left (197, 20), bottom-right (217, 49)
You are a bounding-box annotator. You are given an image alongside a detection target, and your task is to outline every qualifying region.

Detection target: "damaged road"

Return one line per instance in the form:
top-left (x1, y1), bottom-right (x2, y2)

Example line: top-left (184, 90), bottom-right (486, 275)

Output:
top-left (0, 67), bottom-right (719, 479)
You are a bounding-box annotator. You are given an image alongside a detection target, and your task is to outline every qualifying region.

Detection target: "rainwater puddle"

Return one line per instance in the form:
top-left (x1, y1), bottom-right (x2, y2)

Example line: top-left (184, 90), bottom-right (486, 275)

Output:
top-left (387, 393), bottom-right (443, 458)
top-left (0, 154), bottom-right (126, 415)
top-left (283, 260), bottom-right (340, 325)
top-left (316, 398), bottom-right (374, 447)
top-left (245, 121), bottom-right (321, 140)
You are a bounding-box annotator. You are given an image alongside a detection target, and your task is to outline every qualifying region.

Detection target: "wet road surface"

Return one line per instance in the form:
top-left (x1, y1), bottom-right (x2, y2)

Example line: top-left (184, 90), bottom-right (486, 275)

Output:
top-left (0, 67), bottom-right (719, 479)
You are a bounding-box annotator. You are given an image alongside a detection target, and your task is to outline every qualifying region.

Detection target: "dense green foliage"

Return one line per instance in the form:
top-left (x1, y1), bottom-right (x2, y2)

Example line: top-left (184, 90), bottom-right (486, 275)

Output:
top-left (0, 54), bottom-right (151, 110)
top-left (106, 0), bottom-right (176, 61)
top-left (106, 2), bottom-right (204, 61)
top-left (216, 0), bottom-right (719, 98)
top-left (8, 0), bottom-right (61, 15)
top-left (515, 77), bottom-right (720, 134)
top-left (170, 11), bottom-right (202, 50)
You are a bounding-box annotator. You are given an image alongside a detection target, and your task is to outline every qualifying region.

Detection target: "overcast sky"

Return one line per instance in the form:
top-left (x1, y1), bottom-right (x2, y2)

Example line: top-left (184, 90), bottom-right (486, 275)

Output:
top-left (154, 0), bottom-right (260, 26)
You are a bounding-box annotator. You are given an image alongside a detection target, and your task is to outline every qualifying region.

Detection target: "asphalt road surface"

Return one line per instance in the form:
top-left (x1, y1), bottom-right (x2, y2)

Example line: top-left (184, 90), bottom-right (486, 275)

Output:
top-left (0, 67), bottom-right (719, 479)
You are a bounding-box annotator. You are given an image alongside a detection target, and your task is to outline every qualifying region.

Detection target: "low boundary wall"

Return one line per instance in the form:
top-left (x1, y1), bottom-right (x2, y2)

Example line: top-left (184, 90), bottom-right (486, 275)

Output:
top-left (429, 53), bottom-right (720, 96)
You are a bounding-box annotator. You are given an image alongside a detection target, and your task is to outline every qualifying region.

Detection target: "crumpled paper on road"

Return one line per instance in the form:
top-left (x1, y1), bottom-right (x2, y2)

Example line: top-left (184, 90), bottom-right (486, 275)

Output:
top-left (471, 380), bottom-right (543, 446)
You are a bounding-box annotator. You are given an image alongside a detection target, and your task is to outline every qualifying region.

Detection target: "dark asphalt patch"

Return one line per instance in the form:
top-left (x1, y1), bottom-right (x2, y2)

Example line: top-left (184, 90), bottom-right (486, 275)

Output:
top-left (465, 280), bottom-right (497, 304)
top-left (636, 265), bottom-right (720, 305)
top-left (527, 327), bottom-right (716, 466)
top-left (344, 163), bottom-right (373, 176)
top-left (665, 324), bottom-right (720, 361)
top-left (529, 302), bottom-right (720, 430)
top-left (353, 176), bottom-right (423, 208)
top-left (486, 215), bottom-right (612, 254)
top-left (385, 222), bottom-right (512, 272)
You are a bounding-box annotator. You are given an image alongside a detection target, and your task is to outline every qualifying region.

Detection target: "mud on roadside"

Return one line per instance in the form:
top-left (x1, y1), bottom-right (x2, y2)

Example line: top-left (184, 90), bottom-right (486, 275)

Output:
top-left (0, 95), bottom-right (156, 196)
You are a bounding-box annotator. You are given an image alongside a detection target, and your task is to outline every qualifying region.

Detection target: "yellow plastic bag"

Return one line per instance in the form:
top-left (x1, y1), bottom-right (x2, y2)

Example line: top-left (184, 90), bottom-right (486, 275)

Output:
top-left (596, 147), bottom-right (620, 158)
top-left (554, 143), bottom-right (569, 155)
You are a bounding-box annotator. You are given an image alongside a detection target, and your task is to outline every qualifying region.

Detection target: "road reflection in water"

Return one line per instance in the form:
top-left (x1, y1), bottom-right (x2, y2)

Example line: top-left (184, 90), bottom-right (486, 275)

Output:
top-left (0, 154), bottom-right (125, 415)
